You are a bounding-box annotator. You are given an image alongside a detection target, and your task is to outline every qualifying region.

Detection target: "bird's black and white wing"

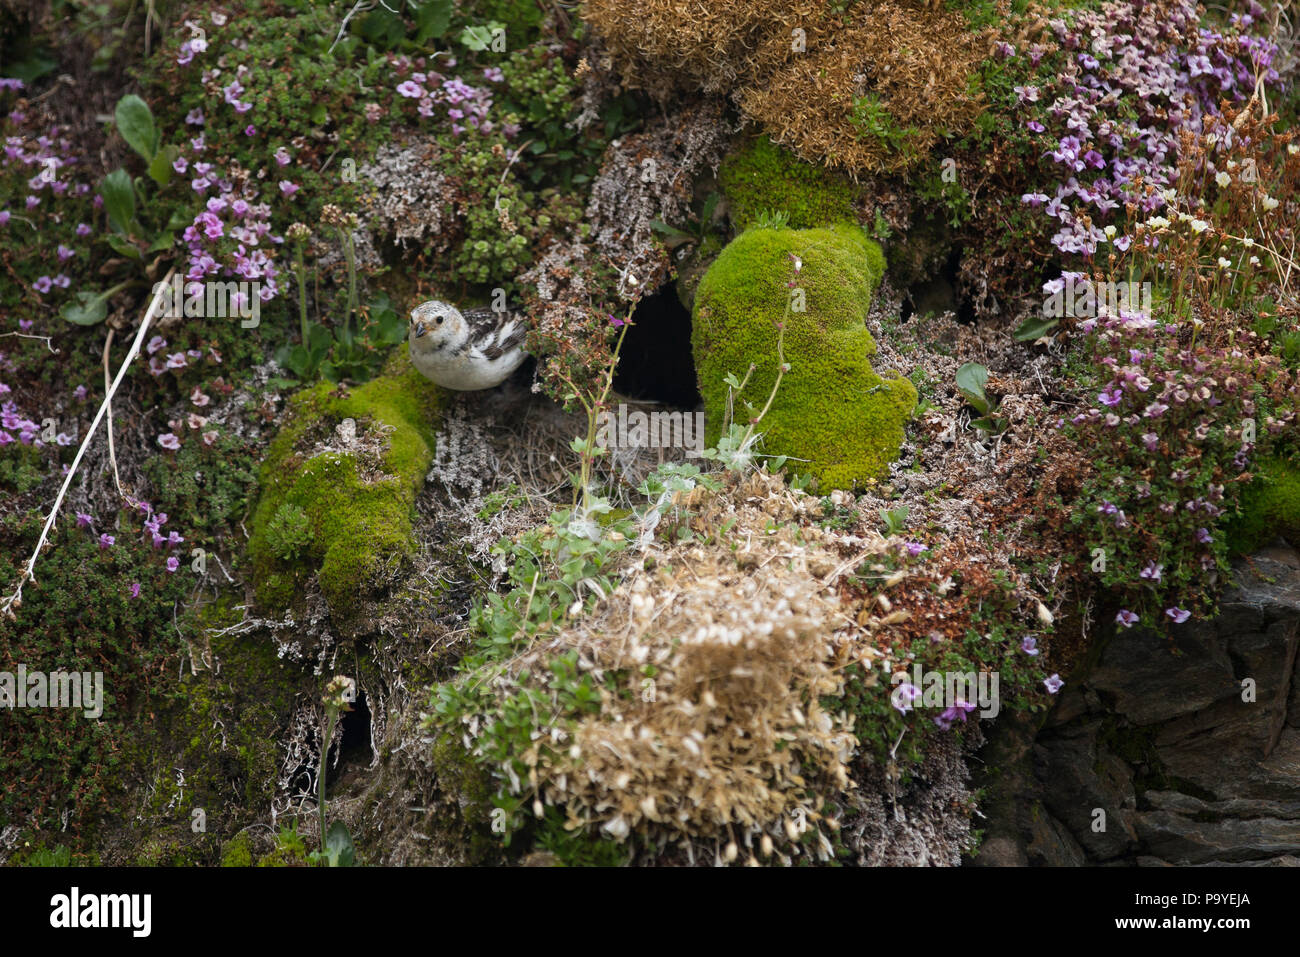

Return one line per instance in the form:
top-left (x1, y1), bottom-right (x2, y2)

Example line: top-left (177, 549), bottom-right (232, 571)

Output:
top-left (464, 307), bottom-right (527, 361)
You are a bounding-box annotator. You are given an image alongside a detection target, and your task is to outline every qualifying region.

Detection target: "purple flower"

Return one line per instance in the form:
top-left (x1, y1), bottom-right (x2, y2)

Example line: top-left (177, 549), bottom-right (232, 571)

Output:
top-left (1139, 561), bottom-right (1163, 581)
top-left (1116, 609), bottom-right (1139, 628)
top-left (274, 147), bottom-right (291, 166)
top-left (396, 80), bottom-right (425, 98)
top-left (158, 432), bottom-right (181, 450)
top-left (76, 512), bottom-right (94, 528)
top-left (279, 180), bottom-right (299, 197)
top-left (1141, 432), bottom-right (1159, 451)
top-left (185, 108), bottom-right (205, 125)
top-left (901, 541), bottom-right (926, 558)
top-left (146, 336), bottom-right (167, 355)
top-left (934, 699), bottom-right (977, 730)
top-left (1196, 527), bottom-right (1213, 544)
top-left (166, 556), bottom-right (180, 573)
top-left (129, 582), bottom-right (141, 599)
top-left (98, 533), bottom-right (115, 549)
top-left (33, 275), bottom-right (52, 294)
top-left (892, 681), bottom-right (921, 715)
top-left (1098, 388), bottom-right (1122, 407)
top-left (76, 222), bottom-right (91, 237)
top-left (1021, 636), bottom-right (1040, 656)
top-left (1043, 674), bottom-right (1064, 694)
top-left (1166, 607), bottom-right (1191, 624)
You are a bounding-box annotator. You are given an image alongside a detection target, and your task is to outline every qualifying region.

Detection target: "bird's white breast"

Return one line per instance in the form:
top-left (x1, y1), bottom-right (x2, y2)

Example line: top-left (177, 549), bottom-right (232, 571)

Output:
top-left (410, 344), bottom-right (526, 391)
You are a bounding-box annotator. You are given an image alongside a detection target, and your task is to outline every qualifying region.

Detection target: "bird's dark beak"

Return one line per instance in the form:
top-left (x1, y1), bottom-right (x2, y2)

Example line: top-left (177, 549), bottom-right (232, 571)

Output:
top-left (412, 322), bottom-right (426, 339)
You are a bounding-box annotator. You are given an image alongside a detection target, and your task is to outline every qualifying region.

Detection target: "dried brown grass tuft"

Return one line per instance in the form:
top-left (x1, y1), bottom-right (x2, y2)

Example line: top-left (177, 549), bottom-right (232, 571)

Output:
top-left (584, 0), bottom-right (989, 173)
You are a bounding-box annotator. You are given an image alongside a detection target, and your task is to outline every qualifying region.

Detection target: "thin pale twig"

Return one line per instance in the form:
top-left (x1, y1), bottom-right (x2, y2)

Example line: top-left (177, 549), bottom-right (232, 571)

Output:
top-left (1, 269), bottom-right (174, 619)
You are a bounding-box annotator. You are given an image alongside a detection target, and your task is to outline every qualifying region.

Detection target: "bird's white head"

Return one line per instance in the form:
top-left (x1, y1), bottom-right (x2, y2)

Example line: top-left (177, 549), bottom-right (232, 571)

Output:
top-left (409, 300), bottom-right (466, 354)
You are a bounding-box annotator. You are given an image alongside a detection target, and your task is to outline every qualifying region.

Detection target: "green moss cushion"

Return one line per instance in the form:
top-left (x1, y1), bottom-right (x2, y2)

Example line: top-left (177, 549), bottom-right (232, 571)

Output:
top-left (1228, 453), bottom-right (1300, 553)
top-left (692, 224), bottom-right (916, 490)
top-left (248, 346), bottom-right (444, 618)
top-left (719, 135), bottom-right (858, 230)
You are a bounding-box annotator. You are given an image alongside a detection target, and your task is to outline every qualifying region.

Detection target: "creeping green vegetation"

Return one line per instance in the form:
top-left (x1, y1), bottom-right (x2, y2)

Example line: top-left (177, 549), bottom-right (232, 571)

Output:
top-left (248, 346), bottom-right (445, 619)
top-left (719, 135), bottom-right (859, 231)
top-left (1227, 453), bottom-right (1300, 553)
top-left (220, 832), bottom-right (255, 868)
top-left (692, 224), bottom-right (917, 490)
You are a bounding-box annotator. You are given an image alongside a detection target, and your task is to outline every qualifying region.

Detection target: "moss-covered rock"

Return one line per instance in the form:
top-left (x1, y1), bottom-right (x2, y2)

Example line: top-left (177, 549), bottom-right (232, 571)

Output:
top-left (248, 346), bottom-right (445, 619)
top-left (692, 224), bottom-right (916, 490)
top-left (1227, 453), bottom-right (1300, 553)
top-left (719, 135), bottom-right (859, 231)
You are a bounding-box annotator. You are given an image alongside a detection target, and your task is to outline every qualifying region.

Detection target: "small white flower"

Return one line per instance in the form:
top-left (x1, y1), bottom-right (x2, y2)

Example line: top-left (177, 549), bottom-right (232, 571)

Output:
top-left (1160, 188), bottom-right (1178, 203)
top-left (1215, 171), bottom-right (1231, 188)
top-left (1145, 215), bottom-right (1171, 229)
top-left (1217, 257), bottom-right (1232, 268)
top-left (1288, 143), bottom-right (1298, 156)
top-left (1242, 237), bottom-right (1254, 247)
top-left (1190, 219), bottom-right (1209, 233)
top-left (1104, 224), bottom-right (1117, 238)
top-left (1250, 255), bottom-right (1260, 265)
top-left (1261, 195), bottom-right (1279, 211)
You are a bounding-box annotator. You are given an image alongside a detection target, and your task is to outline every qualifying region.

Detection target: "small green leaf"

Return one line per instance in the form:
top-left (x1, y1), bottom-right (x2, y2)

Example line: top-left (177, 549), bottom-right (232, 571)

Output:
top-left (101, 169), bottom-right (136, 233)
top-left (414, 0), bottom-right (454, 41)
top-left (105, 232), bottom-right (142, 259)
top-left (61, 291), bottom-right (110, 325)
top-left (115, 94), bottom-right (158, 162)
top-left (147, 144), bottom-right (179, 186)
top-left (955, 362), bottom-right (992, 416)
top-left (307, 324), bottom-right (334, 352)
top-left (324, 821), bottom-right (355, 867)
top-left (1013, 315), bottom-right (1058, 342)
top-left (459, 23), bottom-right (497, 50)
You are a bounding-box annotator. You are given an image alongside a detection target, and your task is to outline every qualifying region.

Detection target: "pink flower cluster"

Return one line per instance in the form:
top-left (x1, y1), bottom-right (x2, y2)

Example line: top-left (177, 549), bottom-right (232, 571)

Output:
top-left (177, 126), bottom-right (283, 307)
top-left (391, 55), bottom-right (508, 137)
top-left (1018, 0), bottom-right (1280, 256)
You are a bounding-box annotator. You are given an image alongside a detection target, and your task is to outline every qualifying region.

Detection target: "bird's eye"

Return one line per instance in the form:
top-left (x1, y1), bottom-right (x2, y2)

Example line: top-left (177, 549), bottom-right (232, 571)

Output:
top-left (436, 316), bottom-right (444, 325)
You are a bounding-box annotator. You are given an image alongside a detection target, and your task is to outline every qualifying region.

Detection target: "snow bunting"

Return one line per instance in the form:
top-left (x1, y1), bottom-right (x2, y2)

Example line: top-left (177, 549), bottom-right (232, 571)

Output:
top-left (408, 299), bottom-right (528, 391)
